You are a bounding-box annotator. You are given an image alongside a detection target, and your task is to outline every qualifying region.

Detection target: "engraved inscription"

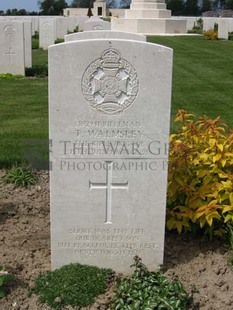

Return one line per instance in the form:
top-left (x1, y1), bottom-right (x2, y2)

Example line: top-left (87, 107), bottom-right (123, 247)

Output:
top-left (4, 25), bottom-right (16, 41)
top-left (89, 161), bottom-right (128, 224)
top-left (5, 47), bottom-right (15, 65)
top-left (92, 25), bottom-right (103, 30)
top-left (82, 48), bottom-right (139, 115)
top-left (56, 228), bottom-right (157, 257)
top-left (43, 21), bottom-right (50, 27)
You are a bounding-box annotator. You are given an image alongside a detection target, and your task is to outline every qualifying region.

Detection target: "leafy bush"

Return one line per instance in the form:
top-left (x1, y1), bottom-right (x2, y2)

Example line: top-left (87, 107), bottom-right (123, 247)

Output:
top-left (31, 263), bottom-right (113, 310)
top-left (32, 31), bottom-right (39, 39)
top-left (32, 38), bottom-right (39, 49)
top-left (3, 164), bottom-right (36, 187)
top-left (203, 29), bottom-right (218, 40)
top-left (228, 32), bottom-right (233, 40)
top-left (111, 256), bottom-right (194, 309)
top-left (0, 73), bottom-right (23, 79)
top-left (167, 110), bottom-right (233, 238)
top-left (55, 38), bottom-right (64, 44)
top-left (25, 65), bottom-right (48, 77)
top-left (0, 267), bottom-right (16, 298)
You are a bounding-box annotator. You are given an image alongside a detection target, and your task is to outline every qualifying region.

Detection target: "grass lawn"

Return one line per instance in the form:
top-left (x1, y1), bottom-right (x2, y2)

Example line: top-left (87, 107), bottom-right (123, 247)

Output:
top-left (0, 36), bottom-right (233, 168)
top-left (0, 49), bottom-right (48, 168)
top-left (147, 36), bottom-right (233, 127)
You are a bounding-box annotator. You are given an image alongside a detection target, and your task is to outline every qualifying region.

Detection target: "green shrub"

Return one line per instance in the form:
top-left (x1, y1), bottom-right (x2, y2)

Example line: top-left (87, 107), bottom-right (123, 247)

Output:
top-left (0, 73), bottom-right (23, 79)
top-left (203, 29), bottom-right (218, 40)
top-left (55, 38), bottom-right (64, 44)
top-left (32, 31), bottom-right (39, 40)
top-left (25, 65), bottom-right (48, 77)
top-left (102, 17), bottom-right (111, 22)
top-left (0, 267), bottom-right (16, 298)
top-left (31, 263), bottom-right (113, 310)
top-left (32, 38), bottom-right (39, 49)
top-left (167, 110), bottom-right (233, 238)
top-left (111, 256), bottom-right (194, 310)
top-left (228, 32), bottom-right (233, 40)
top-left (3, 164), bottom-right (36, 187)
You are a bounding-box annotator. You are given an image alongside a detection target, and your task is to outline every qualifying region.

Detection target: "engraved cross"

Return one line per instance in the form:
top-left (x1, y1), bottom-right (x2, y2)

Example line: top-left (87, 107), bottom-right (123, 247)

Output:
top-left (5, 47), bottom-right (15, 65)
top-left (89, 161), bottom-right (128, 224)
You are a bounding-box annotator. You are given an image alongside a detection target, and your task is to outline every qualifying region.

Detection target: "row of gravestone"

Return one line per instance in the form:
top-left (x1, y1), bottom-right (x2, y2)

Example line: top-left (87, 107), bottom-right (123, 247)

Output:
top-left (39, 16), bottom-right (110, 50)
top-left (0, 16), bottom-right (111, 75)
top-left (1, 15), bottom-right (232, 76)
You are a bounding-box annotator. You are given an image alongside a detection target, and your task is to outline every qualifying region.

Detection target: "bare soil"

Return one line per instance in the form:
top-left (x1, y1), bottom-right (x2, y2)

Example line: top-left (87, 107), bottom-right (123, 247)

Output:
top-left (0, 170), bottom-right (233, 310)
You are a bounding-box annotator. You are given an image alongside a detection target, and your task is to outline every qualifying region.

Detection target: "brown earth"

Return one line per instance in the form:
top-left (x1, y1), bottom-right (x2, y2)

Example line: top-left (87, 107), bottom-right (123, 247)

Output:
top-left (0, 170), bottom-right (233, 310)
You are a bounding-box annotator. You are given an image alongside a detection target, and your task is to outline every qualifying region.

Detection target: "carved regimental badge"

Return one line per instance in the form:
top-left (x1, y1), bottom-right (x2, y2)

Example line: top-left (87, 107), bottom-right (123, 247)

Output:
top-left (81, 48), bottom-right (139, 115)
top-left (4, 25), bottom-right (16, 41)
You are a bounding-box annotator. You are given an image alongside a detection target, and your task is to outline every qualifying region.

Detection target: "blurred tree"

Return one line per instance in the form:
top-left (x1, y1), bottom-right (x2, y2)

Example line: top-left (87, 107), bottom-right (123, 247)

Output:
top-left (225, 0), bottom-right (233, 9)
top-left (201, 0), bottom-right (212, 12)
top-left (184, 0), bottom-right (200, 15)
top-left (166, 0), bottom-right (185, 15)
top-left (120, 0), bottom-right (131, 8)
top-left (70, 0), bottom-right (94, 8)
top-left (38, 0), bottom-right (68, 15)
top-left (17, 9), bottom-right (27, 15)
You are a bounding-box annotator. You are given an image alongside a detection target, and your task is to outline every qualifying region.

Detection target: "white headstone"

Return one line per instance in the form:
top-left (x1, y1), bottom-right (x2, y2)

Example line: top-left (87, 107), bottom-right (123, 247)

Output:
top-left (83, 19), bottom-right (111, 31)
top-left (55, 17), bottom-right (70, 39)
top-left (218, 18), bottom-right (230, 39)
top-left (23, 21), bottom-right (32, 68)
top-left (65, 30), bottom-right (146, 42)
top-left (39, 18), bottom-right (56, 50)
top-left (0, 21), bottom-right (25, 75)
top-left (49, 39), bottom-right (172, 273)
top-left (203, 18), bottom-right (215, 32)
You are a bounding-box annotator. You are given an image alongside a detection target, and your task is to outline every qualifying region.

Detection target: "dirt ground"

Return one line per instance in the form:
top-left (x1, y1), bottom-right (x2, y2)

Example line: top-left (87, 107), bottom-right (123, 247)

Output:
top-left (0, 170), bottom-right (233, 310)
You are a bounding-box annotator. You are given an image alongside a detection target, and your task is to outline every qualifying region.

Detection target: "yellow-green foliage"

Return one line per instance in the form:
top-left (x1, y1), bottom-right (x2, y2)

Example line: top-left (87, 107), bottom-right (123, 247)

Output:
top-left (167, 110), bottom-right (233, 237)
top-left (203, 29), bottom-right (218, 40)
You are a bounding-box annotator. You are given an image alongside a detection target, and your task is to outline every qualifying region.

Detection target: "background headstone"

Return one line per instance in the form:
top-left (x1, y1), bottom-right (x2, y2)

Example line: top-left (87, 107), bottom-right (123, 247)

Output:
top-left (55, 17), bottom-right (69, 39)
top-left (0, 21), bottom-right (25, 75)
top-left (39, 17), bottom-right (56, 50)
top-left (83, 18), bottom-right (111, 31)
top-left (49, 38), bottom-right (172, 273)
top-left (218, 18), bottom-right (231, 39)
top-left (65, 30), bottom-right (146, 42)
top-left (22, 20), bottom-right (32, 68)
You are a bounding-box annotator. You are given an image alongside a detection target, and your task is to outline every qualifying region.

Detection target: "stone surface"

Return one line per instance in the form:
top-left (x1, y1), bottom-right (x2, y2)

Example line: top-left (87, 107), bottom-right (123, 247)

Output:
top-left (93, 0), bottom-right (108, 18)
top-left (22, 21), bottom-right (32, 68)
top-left (111, 0), bottom-right (187, 34)
top-left (55, 17), bottom-right (70, 39)
top-left (49, 38), bottom-right (172, 273)
top-left (203, 18), bottom-right (215, 32)
top-left (83, 18), bottom-right (111, 31)
top-left (0, 21), bottom-right (25, 75)
top-left (39, 17), bottom-right (56, 50)
top-left (65, 30), bottom-right (146, 42)
top-left (218, 18), bottom-right (231, 39)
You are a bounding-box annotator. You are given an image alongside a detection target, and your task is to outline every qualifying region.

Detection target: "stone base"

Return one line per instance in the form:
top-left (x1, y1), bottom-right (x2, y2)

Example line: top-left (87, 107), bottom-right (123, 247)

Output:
top-left (125, 9), bottom-right (171, 18)
top-left (112, 18), bottom-right (187, 34)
